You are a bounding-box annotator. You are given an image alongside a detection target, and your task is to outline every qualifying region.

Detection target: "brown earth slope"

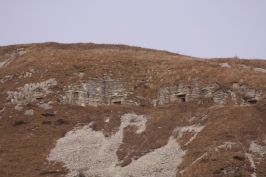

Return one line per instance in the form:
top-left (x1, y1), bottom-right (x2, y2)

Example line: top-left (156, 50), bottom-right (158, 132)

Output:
top-left (0, 42), bottom-right (266, 177)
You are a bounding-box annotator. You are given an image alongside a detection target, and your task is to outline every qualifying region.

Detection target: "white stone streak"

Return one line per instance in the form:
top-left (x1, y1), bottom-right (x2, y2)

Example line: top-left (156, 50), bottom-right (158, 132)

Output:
top-left (0, 48), bottom-right (26, 68)
top-left (246, 152), bottom-right (256, 177)
top-left (181, 142), bottom-right (238, 175)
top-left (174, 124), bottom-right (205, 146)
top-left (214, 142), bottom-right (236, 151)
top-left (191, 152), bottom-right (208, 165)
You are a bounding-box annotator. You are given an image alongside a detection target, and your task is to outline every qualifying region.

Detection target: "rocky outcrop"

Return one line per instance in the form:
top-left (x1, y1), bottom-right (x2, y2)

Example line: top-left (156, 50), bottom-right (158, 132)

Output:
top-left (231, 82), bottom-right (262, 104)
top-left (158, 83), bottom-right (190, 105)
top-left (63, 77), bottom-right (126, 106)
top-left (158, 81), bottom-right (224, 105)
top-left (6, 78), bottom-right (57, 104)
top-left (5, 76), bottom-right (263, 107)
top-left (191, 82), bottom-right (219, 100)
top-left (157, 80), bottom-right (263, 106)
top-left (213, 91), bottom-right (228, 105)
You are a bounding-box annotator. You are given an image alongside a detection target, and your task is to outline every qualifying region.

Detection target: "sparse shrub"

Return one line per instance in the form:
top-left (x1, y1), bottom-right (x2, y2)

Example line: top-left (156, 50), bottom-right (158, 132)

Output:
top-left (54, 119), bottom-right (68, 125)
top-left (226, 134), bottom-right (235, 139)
top-left (234, 54), bottom-right (239, 59)
top-left (13, 120), bottom-right (26, 126)
top-left (234, 174), bottom-right (243, 177)
top-left (41, 113), bottom-right (55, 117)
top-left (233, 155), bottom-right (245, 161)
top-left (26, 103), bottom-right (34, 107)
top-left (42, 121), bottom-right (51, 125)
top-left (73, 65), bottom-right (85, 72)
top-left (40, 171), bottom-right (66, 175)
top-left (77, 172), bottom-right (86, 177)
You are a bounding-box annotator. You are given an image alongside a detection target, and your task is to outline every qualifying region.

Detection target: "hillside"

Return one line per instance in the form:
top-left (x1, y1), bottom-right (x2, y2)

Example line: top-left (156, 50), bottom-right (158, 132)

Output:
top-left (0, 42), bottom-right (266, 177)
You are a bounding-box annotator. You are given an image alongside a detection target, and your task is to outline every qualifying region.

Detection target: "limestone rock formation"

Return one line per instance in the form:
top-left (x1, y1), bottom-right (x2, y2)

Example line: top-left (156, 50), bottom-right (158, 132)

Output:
top-left (63, 77), bottom-right (126, 106)
top-left (6, 78), bottom-right (57, 104)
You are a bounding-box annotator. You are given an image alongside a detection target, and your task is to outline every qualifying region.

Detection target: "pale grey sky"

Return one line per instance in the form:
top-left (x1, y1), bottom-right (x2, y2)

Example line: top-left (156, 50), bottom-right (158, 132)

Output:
top-left (0, 1), bottom-right (266, 59)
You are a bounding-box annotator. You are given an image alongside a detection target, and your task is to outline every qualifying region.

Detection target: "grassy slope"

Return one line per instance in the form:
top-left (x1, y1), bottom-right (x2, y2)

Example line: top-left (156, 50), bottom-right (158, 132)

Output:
top-left (0, 43), bottom-right (266, 176)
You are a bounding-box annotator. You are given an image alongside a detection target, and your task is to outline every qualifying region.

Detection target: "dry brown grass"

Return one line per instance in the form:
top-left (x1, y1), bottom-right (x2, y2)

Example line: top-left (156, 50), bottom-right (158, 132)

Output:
top-left (0, 43), bottom-right (266, 176)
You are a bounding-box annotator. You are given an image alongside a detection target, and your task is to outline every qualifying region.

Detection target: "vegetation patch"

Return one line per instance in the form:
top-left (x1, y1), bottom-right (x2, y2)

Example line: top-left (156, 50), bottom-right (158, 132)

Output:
top-left (41, 113), bottom-right (55, 117)
top-left (42, 121), bottom-right (51, 125)
top-left (233, 156), bottom-right (245, 161)
top-left (40, 171), bottom-right (67, 175)
top-left (54, 119), bottom-right (69, 125)
top-left (13, 121), bottom-right (26, 126)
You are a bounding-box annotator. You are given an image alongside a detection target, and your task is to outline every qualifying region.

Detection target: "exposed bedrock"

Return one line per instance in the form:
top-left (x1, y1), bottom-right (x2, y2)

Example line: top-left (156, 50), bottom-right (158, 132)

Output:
top-left (6, 78), bottom-right (57, 104)
top-left (231, 82), bottom-right (262, 104)
top-left (158, 79), bottom-right (262, 106)
top-left (62, 77), bottom-right (126, 106)
top-left (5, 76), bottom-right (263, 107)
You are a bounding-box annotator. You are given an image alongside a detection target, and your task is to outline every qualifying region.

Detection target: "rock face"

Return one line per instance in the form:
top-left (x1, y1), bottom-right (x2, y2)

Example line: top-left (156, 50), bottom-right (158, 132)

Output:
top-left (1, 43), bottom-right (266, 177)
top-left (6, 78), bottom-right (57, 104)
top-left (159, 83), bottom-right (190, 105)
top-left (213, 91), bottom-right (228, 105)
top-left (60, 78), bottom-right (262, 107)
top-left (158, 80), bottom-right (262, 106)
top-left (63, 77), bottom-right (126, 106)
top-left (231, 82), bottom-right (262, 104)
top-left (2, 64), bottom-right (262, 107)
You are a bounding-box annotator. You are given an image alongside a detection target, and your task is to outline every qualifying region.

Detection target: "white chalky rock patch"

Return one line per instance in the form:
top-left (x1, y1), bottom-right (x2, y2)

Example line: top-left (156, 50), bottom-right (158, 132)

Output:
top-left (249, 141), bottom-right (266, 156)
top-left (254, 68), bottom-right (266, 73)
top-left (219, 63), bottom-right (231, 68)
top-left (188, 117), bottom-right (197, 123)
top-left (15, 104), bottom-right (23, 111)
top-left (245, 141), bottom-right (266, 177)
top-left (119, 137), bottom-right (184, 177)
top-left (239, 64), bottom-right (248, 68)
top-left (24, 109), bottom-right (34, 115)
top-left (37, 103), bottom-right (53, 109)
top-left (48, 113), bottom-right (184, 177)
